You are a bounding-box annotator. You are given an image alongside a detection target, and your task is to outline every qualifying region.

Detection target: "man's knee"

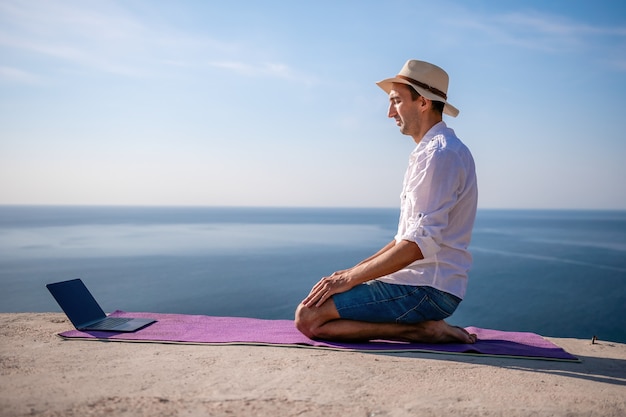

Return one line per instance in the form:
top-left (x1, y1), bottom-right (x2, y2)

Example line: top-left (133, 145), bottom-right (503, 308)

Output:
top-left (295, 302), bottom-right (334, 339)
top-left (294, 303), bottom-right (316, 338)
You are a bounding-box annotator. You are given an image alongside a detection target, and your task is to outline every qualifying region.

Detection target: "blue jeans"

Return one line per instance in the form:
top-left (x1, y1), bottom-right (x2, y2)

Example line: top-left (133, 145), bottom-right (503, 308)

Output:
top-left (333, 281), bottom-right (461, 324)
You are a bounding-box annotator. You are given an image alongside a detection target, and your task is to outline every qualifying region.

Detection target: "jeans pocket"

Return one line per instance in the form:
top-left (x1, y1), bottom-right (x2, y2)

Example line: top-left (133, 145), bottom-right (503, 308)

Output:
top-left (425, 292), bottom-right (460, 320)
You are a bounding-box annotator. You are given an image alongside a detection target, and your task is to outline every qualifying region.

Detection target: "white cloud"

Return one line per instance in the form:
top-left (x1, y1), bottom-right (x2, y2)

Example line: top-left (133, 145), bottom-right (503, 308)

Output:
top-left (0, 65), bottom-right (42, 84)
top-left (208, 60), bottom-right (318, 84)
top-left (0, 0), bottom-right (319, 83)
top-left (445, 8), bottom-right (626, 55)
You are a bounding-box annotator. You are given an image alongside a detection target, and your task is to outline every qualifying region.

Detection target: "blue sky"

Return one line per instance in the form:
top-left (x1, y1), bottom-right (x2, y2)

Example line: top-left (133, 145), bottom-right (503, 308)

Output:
top-left (1, 0), bottom-right (625, 209)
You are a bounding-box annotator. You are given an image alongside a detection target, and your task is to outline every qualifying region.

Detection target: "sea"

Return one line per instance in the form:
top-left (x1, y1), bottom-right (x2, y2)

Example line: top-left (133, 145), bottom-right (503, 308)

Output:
top-left (0, 205), bottom-right (624, 343)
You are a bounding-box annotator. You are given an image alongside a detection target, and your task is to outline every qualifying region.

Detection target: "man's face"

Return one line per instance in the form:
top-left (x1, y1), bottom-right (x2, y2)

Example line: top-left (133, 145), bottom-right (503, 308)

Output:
top-left (387, 83), bottom-right (422, 137)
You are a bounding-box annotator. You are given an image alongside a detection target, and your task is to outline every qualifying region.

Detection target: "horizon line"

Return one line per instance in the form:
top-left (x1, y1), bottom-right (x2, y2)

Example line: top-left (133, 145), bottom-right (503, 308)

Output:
top-left (0, 204), bottom-right (625, 212)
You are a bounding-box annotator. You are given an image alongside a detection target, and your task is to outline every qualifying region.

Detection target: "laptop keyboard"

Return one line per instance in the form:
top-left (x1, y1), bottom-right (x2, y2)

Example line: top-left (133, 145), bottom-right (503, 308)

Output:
top-left (88, 317), bottom-right (132, 330)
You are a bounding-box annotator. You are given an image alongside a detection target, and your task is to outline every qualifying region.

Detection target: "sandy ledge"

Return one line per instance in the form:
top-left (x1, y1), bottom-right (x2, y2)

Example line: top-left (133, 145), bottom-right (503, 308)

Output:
top-left (1, 313), bottom-right (625, 417)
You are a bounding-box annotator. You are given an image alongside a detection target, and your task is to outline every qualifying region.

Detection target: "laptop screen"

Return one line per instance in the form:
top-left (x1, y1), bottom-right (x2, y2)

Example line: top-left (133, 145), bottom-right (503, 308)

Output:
top-left (47, 279), bottom-right (106, 327)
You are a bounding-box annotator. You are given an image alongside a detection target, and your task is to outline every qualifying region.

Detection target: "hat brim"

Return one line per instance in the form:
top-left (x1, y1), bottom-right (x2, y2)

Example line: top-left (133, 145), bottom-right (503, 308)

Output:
top-left (376, 77), bottom-right (459, 118)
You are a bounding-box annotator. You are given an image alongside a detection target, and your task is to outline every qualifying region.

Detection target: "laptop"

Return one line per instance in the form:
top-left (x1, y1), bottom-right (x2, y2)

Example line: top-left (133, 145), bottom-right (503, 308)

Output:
top-left (46, 278), bottom-right (156, 332)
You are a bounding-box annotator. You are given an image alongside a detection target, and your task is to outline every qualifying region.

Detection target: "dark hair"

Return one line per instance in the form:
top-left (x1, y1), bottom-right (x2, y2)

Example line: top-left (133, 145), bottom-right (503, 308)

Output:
top-left (408, 85), bottom-right (445, 115)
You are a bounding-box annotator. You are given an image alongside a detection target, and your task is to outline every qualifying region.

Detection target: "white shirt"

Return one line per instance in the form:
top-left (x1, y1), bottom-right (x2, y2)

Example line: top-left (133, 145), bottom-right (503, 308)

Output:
top-left (377, 121), bottom-right (478, 299)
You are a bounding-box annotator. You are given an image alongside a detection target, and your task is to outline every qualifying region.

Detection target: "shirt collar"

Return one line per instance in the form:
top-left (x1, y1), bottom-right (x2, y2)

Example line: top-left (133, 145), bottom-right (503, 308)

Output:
top-left (421, 121), bottom-right (447, 143)
top-left (413, 121), bottom-right (447, 152)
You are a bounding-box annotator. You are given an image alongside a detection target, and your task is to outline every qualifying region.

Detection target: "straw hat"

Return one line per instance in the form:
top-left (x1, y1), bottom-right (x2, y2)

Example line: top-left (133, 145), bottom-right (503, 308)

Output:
top-left (376, 60), bottom-right (459, 117)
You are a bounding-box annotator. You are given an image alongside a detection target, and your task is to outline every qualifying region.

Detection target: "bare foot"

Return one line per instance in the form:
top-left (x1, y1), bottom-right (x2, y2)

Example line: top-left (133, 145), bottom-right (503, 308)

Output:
top-left (409, 320), bottom-right (477, 344)
top-left (454, 325), bottom-right (478, 344)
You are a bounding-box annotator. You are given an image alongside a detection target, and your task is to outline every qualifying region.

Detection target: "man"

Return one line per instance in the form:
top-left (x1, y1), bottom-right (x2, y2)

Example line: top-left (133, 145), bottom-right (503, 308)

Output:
top-left (295, 60), bottom-right (478, 344)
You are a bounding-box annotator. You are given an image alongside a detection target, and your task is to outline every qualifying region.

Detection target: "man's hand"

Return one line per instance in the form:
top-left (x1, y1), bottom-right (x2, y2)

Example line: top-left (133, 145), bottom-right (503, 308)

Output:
top-left (301, 271), bottom-right (355, 308)
top-left (301, 240), bottom-right (423, 309)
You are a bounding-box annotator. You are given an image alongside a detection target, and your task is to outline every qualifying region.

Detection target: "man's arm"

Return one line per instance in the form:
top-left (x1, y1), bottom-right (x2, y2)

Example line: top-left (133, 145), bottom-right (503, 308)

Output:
top-left (355, 239), bottom-right (397, 267)
top-left (316, 240), bottom-right (396, 284)
top-left (350, 239), bottom-right (424, 283)
top-left (302, 239), bottom-right (424, 308)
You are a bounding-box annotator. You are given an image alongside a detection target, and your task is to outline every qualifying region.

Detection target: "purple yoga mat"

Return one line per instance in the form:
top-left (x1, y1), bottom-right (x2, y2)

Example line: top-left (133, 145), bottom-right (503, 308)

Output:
top-left (59, 311), bottom-right (579, 362)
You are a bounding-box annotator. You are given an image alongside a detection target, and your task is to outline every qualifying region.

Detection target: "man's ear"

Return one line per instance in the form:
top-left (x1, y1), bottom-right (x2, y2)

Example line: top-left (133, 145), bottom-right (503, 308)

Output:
top-left (418, 96), bottom-right (430, 111)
